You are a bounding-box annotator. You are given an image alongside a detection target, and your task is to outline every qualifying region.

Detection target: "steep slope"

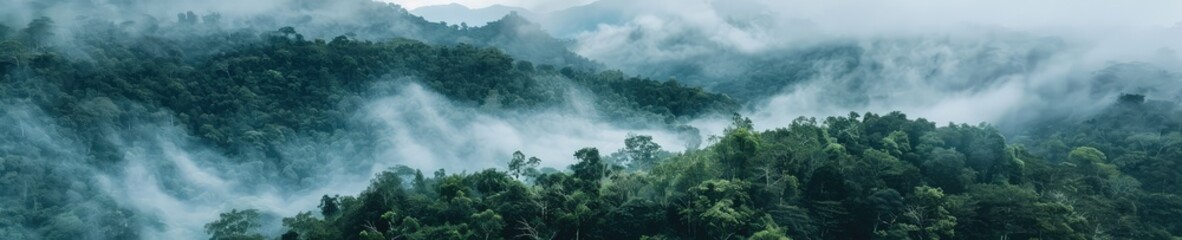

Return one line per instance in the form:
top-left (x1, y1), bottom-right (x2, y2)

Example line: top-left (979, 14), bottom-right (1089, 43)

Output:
top-left (0, 3), bottom-right (734, 239)
top-left (268, 107), bottom-right (1182, 239)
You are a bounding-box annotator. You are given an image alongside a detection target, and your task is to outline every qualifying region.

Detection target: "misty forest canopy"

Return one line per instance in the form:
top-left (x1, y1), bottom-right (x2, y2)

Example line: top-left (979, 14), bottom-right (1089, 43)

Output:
top-left (262, 107), bottom-right (1182, 240)
top-left (0, 1), bottom-right (733, 239)
top-left (2, 0), bottom-right (1182, 239)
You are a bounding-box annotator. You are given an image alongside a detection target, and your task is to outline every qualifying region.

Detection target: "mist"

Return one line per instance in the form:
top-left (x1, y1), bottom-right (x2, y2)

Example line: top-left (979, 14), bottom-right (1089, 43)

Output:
top-left (364, 81), bottom-right (689, 172)
top-left (0, 0), bottom-right (695, 236)
top-left (5, 0), bottom-right (1182, 239)
top-left (0, 77), bottom-right (692, 239)
top-left (0, 1), bottom-right (685, 234)
top-left (507, 0), bottom-right (1182, 133)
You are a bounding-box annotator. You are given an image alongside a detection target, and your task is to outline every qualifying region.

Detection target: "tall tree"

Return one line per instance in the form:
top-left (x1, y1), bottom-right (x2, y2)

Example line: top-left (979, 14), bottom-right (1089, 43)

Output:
top-left (205, 209), bottom-right (265, 240)
top-left (21, 17), bottom-right (53, 50)
top-left (621, 134), bottom-right (664, 170)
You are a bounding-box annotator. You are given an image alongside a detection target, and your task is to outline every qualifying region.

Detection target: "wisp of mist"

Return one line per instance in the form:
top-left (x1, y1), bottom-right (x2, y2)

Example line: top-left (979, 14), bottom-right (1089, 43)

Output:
top-left (3, 0), bottom-right (1182, 239)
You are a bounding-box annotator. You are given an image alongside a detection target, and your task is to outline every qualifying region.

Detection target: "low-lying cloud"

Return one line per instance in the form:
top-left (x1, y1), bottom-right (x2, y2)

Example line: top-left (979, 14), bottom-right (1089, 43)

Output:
top-left (5, 1), bottom-right (1182, 239)
top-left (364, 81), bottom-right (690, 171)
top-left (0, 78), bottom-right (695, 239)
top-left (555, 0), bottom-right (1182, 133)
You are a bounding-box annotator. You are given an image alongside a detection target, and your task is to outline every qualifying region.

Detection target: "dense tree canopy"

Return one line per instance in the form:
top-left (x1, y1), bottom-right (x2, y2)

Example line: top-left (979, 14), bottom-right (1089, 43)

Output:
top-left (0, 16), bottom-right (735, 159)
top-left (261, 103), bottom-right (1182, 239)
top-left (1, 2), bottom-right (1180, 239)
top-left (0, 15), bottom-right (735, 239)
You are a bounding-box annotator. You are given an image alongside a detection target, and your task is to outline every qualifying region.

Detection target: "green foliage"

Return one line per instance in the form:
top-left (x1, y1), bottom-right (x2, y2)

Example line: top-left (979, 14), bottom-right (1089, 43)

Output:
top-left (507, 151), bottom-right (541, 180)
top-left (205, 209), bottom-right (265, 240)
top-left (21, 17), bottom-right (53, 50)
top-left (1, 24), bottom-right (735, 158)
top-left (619, 134), bottom-right (666, 171)
top-left (470, 210), bottom-right (505, 240)
top-left (268, 109), bottom-right (1182, 239)
top-left (1, 3), bottom-right (1180, 239)
top-left (319, 195), bottom-right (340, 217)
top-left (0, 19), bottom-right (737, 239)
top-left (683, 179), bottom-right (756, 238)
top-left (750, 220), bottom-right (793, 240)
top-left (718, 114), bottom-right (761, 179)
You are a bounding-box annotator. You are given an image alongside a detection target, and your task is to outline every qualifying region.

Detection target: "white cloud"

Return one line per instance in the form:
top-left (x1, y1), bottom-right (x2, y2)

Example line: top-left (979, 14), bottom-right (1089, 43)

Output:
top-left (560, 0), bottom-right (1182, 136)
top-left (381, 0), bottom-right (595, 12)
top-left (365, 82), bottom-right (690, 171)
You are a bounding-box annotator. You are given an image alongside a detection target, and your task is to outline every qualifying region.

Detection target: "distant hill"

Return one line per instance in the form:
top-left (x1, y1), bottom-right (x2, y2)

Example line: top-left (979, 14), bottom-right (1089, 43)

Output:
top-left (411, 3), bottom-right (538, 27)
top-left (0, 0), bottom-right (599, 70)
top-left (409, 0), bottom-right (658, 38)
top-left (537, 0), bottom-right (644, 37)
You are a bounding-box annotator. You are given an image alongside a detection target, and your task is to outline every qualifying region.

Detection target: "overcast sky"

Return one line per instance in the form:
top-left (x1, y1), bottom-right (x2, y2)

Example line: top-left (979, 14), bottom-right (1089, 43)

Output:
top-left (381, 0), bottom-right (595, 12)
top-left (383, 0), bottom-right (1182, 29)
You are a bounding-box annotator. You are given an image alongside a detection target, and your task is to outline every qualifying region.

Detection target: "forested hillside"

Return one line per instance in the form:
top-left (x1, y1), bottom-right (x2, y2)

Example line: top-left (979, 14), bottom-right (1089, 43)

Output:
top-left (205, 98), bottom-right (1182, 238)
top-left (253, 101), bottom-right (1182, 240)
top-left (2, 0), bottom-right (1181, 240)
top-left (2, 0), bottom-right (598, 70)
top-left (0, 12), bottom-right (734, 239)
top-left (2, 21), bottom-right (732, 153)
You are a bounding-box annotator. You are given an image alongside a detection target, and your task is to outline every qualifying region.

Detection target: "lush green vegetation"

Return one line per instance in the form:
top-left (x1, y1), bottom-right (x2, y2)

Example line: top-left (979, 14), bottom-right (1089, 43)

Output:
top-left (3, 2), bottom-right (1182, 240)
top-left (200, 98), bottom-right (1182, 240)
top-left (0, 16), bottom-right (735, 155)
top-left (0, 16), bottom-right (734, 239)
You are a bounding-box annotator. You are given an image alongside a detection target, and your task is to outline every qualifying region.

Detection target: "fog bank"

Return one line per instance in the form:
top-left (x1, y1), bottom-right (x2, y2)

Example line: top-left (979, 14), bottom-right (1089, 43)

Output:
top-left (548, 0), bottom-right (1182, 133)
